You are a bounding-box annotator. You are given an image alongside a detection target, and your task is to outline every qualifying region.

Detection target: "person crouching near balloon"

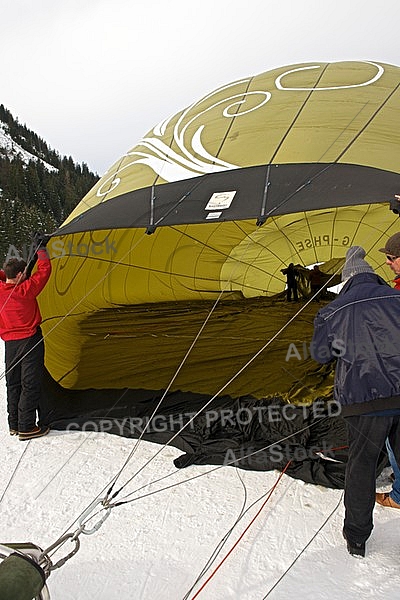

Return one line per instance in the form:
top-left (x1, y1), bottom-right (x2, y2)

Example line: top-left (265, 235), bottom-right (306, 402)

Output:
top-left (310, 246), bottom-right (400, 558)
top-left (0, 233), bottom-right (52, 440)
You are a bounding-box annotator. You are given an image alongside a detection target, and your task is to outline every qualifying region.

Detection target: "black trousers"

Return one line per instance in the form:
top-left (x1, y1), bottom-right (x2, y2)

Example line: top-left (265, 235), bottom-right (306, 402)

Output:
top-left (344, 414), bottom-right (400, 543)
top-left (286, 283), bottom-right (298, 302)
top-left (4, 328), bottom-right (44, 432)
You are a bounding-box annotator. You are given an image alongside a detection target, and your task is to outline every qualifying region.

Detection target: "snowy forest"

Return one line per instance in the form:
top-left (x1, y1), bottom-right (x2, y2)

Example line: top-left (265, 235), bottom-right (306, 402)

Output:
top-left (0, 104), bottom-right (99, 260)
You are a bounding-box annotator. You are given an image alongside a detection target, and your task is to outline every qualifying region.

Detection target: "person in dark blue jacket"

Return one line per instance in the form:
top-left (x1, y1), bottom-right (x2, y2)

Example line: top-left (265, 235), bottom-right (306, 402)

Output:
top-left (311, 246), bottom-right (400, 558)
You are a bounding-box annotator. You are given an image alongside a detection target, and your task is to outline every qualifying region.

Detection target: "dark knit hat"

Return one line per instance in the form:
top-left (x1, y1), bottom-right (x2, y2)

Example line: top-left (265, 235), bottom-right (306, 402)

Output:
top-left (379, 232), bottom-right (400, 257)
top-left (341, 246), bottom-right (375, 282)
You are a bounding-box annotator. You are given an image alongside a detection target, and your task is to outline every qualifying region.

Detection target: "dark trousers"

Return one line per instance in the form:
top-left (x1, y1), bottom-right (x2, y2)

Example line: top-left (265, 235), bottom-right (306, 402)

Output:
top-left (344, 414), bottom-right (400, 543)
top-left (286, 283), bottom-right (298, 302)
top-left (4, 328), bottom-right (44, 432)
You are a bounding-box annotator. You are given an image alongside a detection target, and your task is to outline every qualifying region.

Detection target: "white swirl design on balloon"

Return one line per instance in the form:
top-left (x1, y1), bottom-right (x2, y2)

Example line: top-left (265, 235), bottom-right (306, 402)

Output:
top-left (97, 61), bottom-right (384, 198)
top-left (275, 61), bottom-right (384, 91)
top-left (97, 82), bottom-right (271, 197)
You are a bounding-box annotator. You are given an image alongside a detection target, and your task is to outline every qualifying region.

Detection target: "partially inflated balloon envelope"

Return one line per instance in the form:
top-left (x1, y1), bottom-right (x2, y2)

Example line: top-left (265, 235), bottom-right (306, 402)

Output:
top-left (39, 61), bottom-right (400, 486)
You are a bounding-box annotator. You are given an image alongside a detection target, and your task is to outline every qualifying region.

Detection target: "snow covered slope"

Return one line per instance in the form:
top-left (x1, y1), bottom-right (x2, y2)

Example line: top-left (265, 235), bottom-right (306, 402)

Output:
top-left (0, 122), bottom-right (57, 172)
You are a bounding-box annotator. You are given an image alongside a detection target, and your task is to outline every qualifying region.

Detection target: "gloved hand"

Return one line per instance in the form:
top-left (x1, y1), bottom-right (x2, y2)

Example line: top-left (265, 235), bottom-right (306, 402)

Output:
top-left (32, 231), bottom-right (50, 249)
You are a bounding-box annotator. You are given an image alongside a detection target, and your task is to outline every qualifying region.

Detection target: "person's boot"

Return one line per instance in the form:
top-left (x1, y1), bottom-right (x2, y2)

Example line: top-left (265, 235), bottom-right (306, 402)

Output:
top-left (376, 492), bottom-right (400, 509)
top-left (342, 529), bottom-right (365, 557)
top-left (19, 425), bottom-right (50, 441)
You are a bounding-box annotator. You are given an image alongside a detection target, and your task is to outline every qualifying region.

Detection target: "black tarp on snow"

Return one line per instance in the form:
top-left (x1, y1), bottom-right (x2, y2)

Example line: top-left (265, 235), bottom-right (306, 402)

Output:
top-left (40, 368), bottom-right (388, 490)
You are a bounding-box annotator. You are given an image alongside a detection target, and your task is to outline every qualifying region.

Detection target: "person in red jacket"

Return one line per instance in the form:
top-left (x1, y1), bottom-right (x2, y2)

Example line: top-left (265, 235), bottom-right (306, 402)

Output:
top-left (0, 238), bottom-right (52, 440)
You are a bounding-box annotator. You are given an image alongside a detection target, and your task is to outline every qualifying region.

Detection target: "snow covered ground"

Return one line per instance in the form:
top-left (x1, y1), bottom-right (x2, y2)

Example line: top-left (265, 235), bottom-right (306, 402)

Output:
top-left (1, 341), bottom-right (400, 599)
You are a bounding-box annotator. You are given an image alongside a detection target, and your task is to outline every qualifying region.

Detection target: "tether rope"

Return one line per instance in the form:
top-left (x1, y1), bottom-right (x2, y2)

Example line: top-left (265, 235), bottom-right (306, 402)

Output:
top-left (183, 443), bottom-right (347, 600)
top-left (0, 226), bottom-right (155, 382)
top-left (104, 279), bottom-right (339, 505)
top-left (0, 209), bottom-right (390, 522)
top-left (105, 232), bottom-right (259, 496)
top-left (0, 441), bottom-right (31, 506)
top-left (31, 195), bottom-right (331, 504)
top-left (1, 153), bottom-right (390, 541)
top-left (73, 129), bottom-right (396, 503)
top-left (110, 417), bottom-right (331, 507)
top-left (1, 221), bottom-right (271, 504)
top-left (48, 414), bottom-right (332, 553)
top-left (262, 492), bottom-right (344, 599)
top-left (188, 461), bottom-right (292, 600)
top-left (33, 269), bottom-right (338, 516)
top-left (181, 468), bottom-right (250, 600)
top-left (1, 82), bottom-right (398, 600)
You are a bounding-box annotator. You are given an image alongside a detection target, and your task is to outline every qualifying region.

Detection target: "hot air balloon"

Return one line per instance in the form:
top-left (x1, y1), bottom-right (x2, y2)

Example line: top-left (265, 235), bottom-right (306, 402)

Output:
top-left (38, 60), bottom-right (400, 486)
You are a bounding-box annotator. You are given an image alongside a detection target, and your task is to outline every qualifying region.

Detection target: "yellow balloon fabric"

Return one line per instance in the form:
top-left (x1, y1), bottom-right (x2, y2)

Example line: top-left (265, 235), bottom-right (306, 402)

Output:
top-left (39, 60), bottom-right (400, 403)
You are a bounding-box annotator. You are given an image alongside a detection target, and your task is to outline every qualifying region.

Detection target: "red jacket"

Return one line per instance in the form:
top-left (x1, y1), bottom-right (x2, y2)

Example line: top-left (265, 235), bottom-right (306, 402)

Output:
top-left (0, 249), bottom-right (52, 341)
top-left (394, 276), bottom-right (400, 290)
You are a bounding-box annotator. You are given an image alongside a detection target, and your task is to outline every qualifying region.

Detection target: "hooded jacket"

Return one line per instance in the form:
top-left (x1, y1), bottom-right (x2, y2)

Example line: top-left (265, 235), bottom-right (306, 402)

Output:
top-left (311, 272), bottom-right (400, 416)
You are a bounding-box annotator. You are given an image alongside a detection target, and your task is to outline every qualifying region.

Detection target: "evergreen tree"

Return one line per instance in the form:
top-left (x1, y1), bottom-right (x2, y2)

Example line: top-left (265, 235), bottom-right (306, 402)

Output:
top-left (0, 104), bottom-right (99, 259)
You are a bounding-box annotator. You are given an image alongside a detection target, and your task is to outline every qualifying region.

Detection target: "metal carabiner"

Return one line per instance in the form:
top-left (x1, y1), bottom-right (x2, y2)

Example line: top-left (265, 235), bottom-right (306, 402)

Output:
top-left (39, 532), bottom-right (80, 572)
top-left (78, 496), bottom-right (112, 536)
top-left (36, 497), bottom-right (112, 575)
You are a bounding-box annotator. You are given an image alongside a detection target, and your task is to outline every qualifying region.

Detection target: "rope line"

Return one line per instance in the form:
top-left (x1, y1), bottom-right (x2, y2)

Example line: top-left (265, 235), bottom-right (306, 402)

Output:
top-left (48, 414), bottom-right (333, 550)
top-left (107, 232), bottom-right (259, 497)
top-left (0, 441), bottom-right (31, 506)
top-left (182, 468), bottom-right (250, 600)
top-left (188, 461), bottom-right (292, 600)
top-left (0, 229), bottom-right (152, 382)
top-left (112, 417), bottom-right (330, 506)
top-left (262, 492), bottom-right (344, 599)
top-left (106, 278), bottom-right (339, 505)
top-left (0, 154), bottom-right (381, 565)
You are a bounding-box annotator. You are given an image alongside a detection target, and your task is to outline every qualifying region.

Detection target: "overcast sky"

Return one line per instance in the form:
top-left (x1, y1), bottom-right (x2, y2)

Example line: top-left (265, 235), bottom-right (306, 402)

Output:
top-left (2, 0), bottom-right (399, 175)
